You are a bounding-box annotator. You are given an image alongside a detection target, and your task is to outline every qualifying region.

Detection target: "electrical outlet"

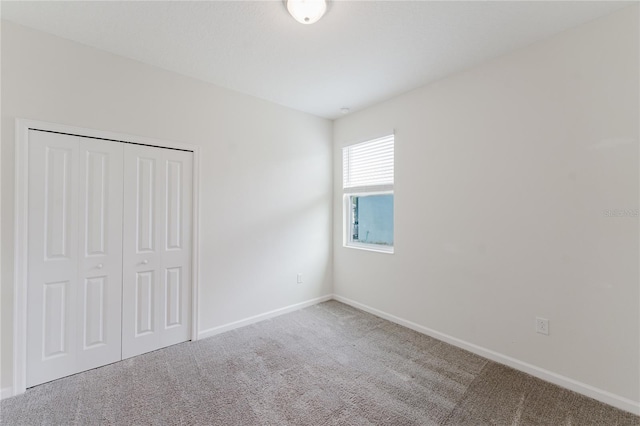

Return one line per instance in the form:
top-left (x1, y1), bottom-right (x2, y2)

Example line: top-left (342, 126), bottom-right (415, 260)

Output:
top-left (297, 273), bottom-right (303, 284)
top-left (536, 317), bottom-right (549, 335)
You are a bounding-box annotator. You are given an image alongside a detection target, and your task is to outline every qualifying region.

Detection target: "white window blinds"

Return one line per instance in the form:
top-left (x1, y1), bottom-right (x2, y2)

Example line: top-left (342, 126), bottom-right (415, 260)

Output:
top-left (343, 134), bottom-right (394, 192)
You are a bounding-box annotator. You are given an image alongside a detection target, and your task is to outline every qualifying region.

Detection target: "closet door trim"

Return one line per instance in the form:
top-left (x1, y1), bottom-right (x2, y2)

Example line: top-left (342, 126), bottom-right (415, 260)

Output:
top-left (13, 118), bottom-right (200, 397)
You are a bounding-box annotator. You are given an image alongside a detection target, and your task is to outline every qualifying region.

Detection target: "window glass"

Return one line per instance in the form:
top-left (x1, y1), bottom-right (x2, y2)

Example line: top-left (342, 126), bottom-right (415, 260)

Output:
top-left (350, 194), bottom-right (394, 246)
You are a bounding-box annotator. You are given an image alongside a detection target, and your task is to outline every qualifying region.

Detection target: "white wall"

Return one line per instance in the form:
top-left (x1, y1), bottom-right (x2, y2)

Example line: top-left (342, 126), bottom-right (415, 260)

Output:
top-left (1, 21), bottom-right (333, 390)
top-left (333, 6), bottom-right (639, 406)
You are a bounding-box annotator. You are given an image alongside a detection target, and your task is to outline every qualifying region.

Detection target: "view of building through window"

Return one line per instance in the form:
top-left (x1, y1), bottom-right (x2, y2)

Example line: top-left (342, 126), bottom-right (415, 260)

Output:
top-left (350, 194), bottom-right (394, 246)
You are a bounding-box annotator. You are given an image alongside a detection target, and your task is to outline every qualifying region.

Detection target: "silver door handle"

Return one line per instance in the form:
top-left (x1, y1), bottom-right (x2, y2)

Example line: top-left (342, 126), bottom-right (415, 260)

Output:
top-left (96, 263), bottom-right (103, 269)
top-left (141, 259), bottom-right (148, 265)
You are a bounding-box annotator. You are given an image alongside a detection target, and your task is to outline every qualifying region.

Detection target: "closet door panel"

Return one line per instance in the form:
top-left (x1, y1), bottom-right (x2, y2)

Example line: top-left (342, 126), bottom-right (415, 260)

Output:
top-left (160, 151), bottom-right (192, 347)
top-left (27, 131), bottom-right (80, 387)
top-left (77, 138), bottom-right (124, 371)
top-left (122, 145), bottom-right (192, 359)
top-left (122, 145), bottom-right (164, 358)
top-left (27, 132), bottom-right (125, 387)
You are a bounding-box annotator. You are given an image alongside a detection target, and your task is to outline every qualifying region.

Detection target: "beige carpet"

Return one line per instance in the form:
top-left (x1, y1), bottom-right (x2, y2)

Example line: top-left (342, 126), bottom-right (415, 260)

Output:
top-left (1, 301), bottom-right (638, 425)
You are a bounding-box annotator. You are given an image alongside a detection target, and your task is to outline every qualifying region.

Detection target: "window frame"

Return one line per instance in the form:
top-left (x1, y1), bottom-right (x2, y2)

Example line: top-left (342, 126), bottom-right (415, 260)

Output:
top-left (342, 133), bottom-right (395, 254)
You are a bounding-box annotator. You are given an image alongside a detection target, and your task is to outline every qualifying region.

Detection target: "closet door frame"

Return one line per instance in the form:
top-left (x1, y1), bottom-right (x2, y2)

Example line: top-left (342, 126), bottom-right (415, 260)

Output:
top-left (13, 118), bottom-right (201, 397)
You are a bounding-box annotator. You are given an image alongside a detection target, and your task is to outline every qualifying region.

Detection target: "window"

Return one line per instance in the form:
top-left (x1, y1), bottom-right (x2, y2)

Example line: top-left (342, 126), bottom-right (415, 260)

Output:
top-left (343, 134), bottom-right (394, 253)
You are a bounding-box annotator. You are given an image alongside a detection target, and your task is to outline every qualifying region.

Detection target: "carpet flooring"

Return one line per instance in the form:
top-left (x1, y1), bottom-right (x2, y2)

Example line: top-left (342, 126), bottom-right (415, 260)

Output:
top-left (1, 300), bottom-right (638, 425)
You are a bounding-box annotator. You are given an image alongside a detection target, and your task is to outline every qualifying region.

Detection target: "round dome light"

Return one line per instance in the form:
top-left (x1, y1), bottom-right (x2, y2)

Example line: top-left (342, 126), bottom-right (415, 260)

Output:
top-left (286, 0), bottom-right (327, 25)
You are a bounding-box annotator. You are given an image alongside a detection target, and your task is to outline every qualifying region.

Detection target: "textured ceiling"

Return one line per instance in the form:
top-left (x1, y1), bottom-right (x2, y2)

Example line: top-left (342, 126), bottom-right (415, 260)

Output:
top-left (1, 1), bottom-right (629, 119)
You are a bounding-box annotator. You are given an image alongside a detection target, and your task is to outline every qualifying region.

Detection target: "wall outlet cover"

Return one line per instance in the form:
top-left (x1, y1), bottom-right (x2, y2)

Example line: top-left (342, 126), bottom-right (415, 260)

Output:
top-left (536, 317), bottom-right (549, 335)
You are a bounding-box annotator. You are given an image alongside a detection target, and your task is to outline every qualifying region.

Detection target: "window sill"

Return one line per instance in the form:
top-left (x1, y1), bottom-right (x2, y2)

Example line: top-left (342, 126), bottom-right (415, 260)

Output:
top-left (344, 242), bottom-right (394, 254)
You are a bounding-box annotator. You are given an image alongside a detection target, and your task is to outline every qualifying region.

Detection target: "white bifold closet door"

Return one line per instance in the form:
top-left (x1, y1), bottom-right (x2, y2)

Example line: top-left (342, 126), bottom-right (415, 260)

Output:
top-left (121, 144), bottom-right (192, 359)
top-left (27, 131), bottom-right (124, 387)
top-left (26, 130), bottom-right (193, 387)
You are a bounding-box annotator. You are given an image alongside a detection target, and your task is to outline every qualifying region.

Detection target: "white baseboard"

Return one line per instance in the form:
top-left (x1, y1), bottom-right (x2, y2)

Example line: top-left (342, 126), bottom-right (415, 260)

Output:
top-left (198, 294), bottom-right (333, 340)
top-left (332, 294), bottom-right (640, 416)
top-left (1, 387), bottom-right (14, 400)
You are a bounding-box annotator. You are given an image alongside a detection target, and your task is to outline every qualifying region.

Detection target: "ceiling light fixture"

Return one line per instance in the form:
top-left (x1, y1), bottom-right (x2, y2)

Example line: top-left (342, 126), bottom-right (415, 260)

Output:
top-left (286, 0), bottom-right (327, 25)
